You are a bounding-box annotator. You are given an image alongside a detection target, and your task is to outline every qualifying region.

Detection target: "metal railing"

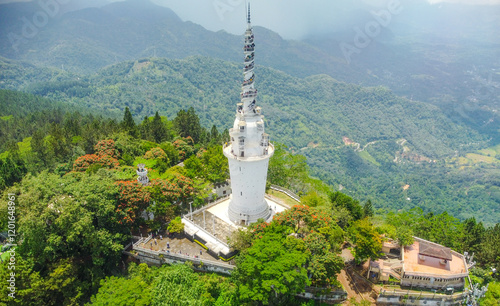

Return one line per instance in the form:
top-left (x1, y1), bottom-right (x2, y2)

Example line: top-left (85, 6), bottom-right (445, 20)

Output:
top-left (270, 185), bottom-right (301, 203)
top-left (183, 195), bottom-right (230, 220)
top-left (182, 217), bottom-right (230, 248)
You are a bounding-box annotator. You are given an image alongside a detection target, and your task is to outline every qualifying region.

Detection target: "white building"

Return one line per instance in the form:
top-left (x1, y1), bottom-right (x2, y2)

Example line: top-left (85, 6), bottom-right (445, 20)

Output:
top-left (222, 5), bottom-right (274, 225)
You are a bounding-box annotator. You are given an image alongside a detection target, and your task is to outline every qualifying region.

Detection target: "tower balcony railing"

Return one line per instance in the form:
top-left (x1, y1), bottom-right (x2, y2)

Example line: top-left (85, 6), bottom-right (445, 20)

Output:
top-left (243, 45), bottom-right (255, 52)
top-left (243, 62), bottom-right (254, 72)
top-left (136, 168), bottom-right (148, 176)
top-left (242, 78), bottom-right (254, 86)
top-left (224, 142), bottom-right (274, 161)
top-left (244, 53), bottom-right (254, 62)
top-left (241, 90), bottom-right (257, 99)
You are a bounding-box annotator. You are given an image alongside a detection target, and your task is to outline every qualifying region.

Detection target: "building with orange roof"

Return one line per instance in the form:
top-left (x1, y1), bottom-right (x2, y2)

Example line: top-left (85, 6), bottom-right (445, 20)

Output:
top-left (368, 237), bottom-right (470, 290)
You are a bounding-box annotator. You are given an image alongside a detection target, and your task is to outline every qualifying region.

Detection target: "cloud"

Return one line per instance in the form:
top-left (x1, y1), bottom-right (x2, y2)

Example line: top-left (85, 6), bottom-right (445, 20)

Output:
top-left (427, 0), bottom-right (500, 4)
top-left (0, 0), bottom-right (31, 3)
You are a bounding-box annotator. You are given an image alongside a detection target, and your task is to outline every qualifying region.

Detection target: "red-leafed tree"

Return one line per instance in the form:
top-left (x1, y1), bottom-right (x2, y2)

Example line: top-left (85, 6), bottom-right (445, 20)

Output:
top-left (172, 137), bottom-right (194, 161)
top-left (115, 180), bottom-right (151, 225)
top-left (235, 205), bottom-right (345, 303)
top-left (144, 147), bottom-right (168, 161)
top-left (95, 139), bottom-right (119, 158)
top-left (150, 175), bottom-right (195, 206)
top-left (72, 139), bottom-right (119, 172)
top-left (273, 205), bottom-right (312, 233)
top-left (73, 154), bottom-right (100, 172)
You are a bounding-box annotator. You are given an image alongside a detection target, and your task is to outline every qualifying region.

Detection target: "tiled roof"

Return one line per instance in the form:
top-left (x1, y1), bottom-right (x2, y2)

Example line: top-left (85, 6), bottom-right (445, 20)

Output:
top-left (418, 240), bottom-right (453, 261)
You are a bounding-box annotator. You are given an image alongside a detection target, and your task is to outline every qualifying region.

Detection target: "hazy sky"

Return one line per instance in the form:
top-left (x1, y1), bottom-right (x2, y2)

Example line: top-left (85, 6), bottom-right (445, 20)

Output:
top-left (150, 0), bottom-right (500, 38)
top-left (1, 0), bottom-right (499, 39)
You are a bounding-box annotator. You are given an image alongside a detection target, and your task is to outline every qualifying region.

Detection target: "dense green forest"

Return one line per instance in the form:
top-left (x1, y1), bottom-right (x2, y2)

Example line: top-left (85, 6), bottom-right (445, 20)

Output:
top-left (2, 54), bottom-right (498, 224)
top-left (0, 90), bottom-right (499, 305)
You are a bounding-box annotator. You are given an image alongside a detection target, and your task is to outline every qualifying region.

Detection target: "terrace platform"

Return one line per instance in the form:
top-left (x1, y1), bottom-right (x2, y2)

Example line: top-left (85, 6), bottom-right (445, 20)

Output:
top-left (182, 194), bottom-right (290, 258)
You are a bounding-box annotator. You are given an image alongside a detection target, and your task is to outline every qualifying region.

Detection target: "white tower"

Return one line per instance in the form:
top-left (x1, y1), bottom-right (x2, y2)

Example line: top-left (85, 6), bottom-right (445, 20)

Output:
top-left (137, 163), bottom-right (149, 186)
top-left (223, 4), bottom-right (274, 225)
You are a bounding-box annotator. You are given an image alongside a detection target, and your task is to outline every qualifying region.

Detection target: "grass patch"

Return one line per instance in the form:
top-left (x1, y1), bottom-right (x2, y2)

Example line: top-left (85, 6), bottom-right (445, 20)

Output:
top-left (267, 189), bottom-right (300, 206)
top-left (1, 247), bottom-right (16, 262)
top-left (478, 143), bottom-right (500, 158)
top-left (465, 153), bottom-right (499, 164)
top-left (0, 115), bottom-right (13, 121)
top-left (358, 150), bottom-right (381, 166)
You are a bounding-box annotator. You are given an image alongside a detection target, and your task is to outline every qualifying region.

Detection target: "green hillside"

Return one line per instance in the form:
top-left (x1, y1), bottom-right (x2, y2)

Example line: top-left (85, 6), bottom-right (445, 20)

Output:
top-left (2, 56), bottom-right (497, 224)
top-left (1, 0), bottom-right (498, 143)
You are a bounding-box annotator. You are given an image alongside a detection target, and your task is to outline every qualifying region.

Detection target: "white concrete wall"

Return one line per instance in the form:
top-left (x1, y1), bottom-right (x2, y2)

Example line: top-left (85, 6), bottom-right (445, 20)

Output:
top-left (227, 156), bottom-right (271, 224)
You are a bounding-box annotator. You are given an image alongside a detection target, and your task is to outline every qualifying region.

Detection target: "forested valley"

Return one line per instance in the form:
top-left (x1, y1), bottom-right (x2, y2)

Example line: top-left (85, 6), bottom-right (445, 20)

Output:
top-left (2, 55), bottom-right (498, 224)
top-left (0, 89), bottom-right (499, 305)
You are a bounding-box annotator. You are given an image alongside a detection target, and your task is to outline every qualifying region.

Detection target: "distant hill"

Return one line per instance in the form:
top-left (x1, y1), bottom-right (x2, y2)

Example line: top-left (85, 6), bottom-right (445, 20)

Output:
top-left (2, 55), bottom-right (497, 224)
top-left (14, 56), bottom-right (484, 156)
top-left (0, 0), bottom-right (373, 81)
top-left (0, 0), bottom-right (498, 142)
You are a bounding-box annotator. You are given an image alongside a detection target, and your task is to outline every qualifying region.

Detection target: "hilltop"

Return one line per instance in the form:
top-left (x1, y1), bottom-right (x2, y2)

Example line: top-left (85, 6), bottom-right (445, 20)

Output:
top-left (1, 56), bottom-right (498, 224)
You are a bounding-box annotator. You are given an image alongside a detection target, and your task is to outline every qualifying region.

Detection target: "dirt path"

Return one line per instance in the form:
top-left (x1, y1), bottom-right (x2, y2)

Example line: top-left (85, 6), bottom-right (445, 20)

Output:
top-left (338, 248), bottom-right (379, 305)
top-left (337, 269), bottom-right (363, 304)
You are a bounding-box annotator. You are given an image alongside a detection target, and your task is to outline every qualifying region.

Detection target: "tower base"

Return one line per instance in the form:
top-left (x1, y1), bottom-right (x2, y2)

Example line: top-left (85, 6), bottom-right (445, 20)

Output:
top-left (228, 198), bottom-right (272, 225)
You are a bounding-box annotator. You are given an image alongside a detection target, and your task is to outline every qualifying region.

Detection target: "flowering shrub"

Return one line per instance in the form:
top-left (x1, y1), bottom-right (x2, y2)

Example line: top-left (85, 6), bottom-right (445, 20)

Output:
top-left (150, 175), bottom-right (195, 205)
top-left (72, 153), bottom-right (119, 172)
top-left (172, 138), bottom-right (194, 161)
top-left (99, 154), bottom-right (120, 168)
top-left (72, 139), bottom-right (120, 172)
top-left (115, 180), bottom-right (151, 225)
top-left (73, 154), bottom-right (100, 172)
top-left (95, 139), bottom-right (119, 158)
top-left (250, 221), bottom-right (269, 237)
top-left (273, 205), bottom-right (312, 232)
top-left (144, 147), bottom-right (167, 161)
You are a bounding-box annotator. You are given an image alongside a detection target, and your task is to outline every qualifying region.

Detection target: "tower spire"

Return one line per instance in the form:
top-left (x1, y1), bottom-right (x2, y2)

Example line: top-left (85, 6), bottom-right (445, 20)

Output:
top-left (247, 2), bottom-right (251, 24)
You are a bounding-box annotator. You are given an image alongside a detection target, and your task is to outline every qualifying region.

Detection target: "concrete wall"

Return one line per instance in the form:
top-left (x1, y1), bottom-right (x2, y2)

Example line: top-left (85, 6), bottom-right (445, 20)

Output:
top-left (401, 274), bottom-right (465, 290)
top-left (294, 289), bottom-right (347, 304)
top-left (226, 156), bottom-right (272, 224)
top-left (133, 246), bottom-right (234, 275)
top-left (377, 292), bottom-right (466, 306)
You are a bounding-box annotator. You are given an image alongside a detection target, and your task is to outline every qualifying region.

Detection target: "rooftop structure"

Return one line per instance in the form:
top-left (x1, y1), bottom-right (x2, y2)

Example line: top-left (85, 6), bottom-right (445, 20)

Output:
top-left (369, 237), bottom-right (469, 290)
top-left (418, 240), bottom-right (453, 261)
top-left (403, 238), bottom-right (468, 280)
top-left (182, 194), bottom-right (289, 260)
